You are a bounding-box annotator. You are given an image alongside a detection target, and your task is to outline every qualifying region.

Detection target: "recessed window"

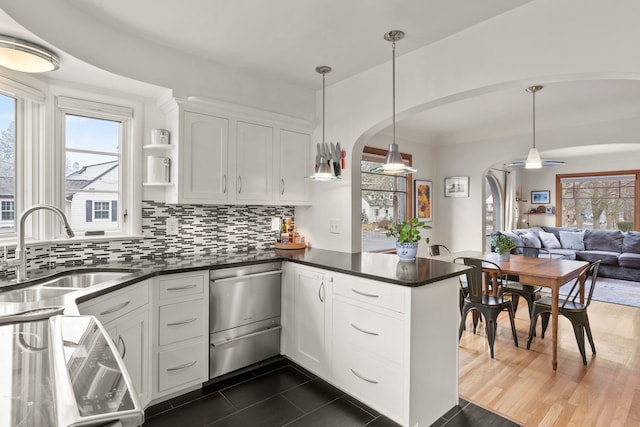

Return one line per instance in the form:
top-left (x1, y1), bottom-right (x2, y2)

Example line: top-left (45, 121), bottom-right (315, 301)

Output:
top-left (58, 97), bottom-right (133, 235)
top-left (0, 200), bottom-right (14, 222)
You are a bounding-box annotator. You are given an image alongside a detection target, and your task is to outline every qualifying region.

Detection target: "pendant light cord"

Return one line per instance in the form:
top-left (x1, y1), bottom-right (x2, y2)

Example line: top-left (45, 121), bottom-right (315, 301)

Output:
top-left (532, 88), bottom-right (536, 150)
top-left (322, 71), bottom-right (326, 146)
top-left (392, 40), bottom-right (396, 145)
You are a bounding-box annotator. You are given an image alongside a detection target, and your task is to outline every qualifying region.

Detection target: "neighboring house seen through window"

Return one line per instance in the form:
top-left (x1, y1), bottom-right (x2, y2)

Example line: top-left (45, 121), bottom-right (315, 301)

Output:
top-left (0, 93), bottom-right (15, 233)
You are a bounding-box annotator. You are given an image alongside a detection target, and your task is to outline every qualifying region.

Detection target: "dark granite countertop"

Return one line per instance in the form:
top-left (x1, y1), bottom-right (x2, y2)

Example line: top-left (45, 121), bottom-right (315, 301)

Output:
top-left (0, 248), bottom-right (468, 316)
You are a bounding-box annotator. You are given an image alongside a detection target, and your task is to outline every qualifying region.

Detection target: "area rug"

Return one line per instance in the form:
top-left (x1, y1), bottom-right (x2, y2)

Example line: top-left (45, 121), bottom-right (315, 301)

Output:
top-left (558, 277), bottom-right (640, 308)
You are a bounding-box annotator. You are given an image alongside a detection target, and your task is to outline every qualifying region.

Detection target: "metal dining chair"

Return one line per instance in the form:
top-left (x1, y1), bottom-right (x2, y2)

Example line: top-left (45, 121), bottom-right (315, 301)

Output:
top-left (500, 247), bottom-right (548, 316)
top-left (427, 244), bottom-right (450, 257)
top-left (526, 260), bottom-right (601, 365)
top-left (454, 257), bottom-right (518, 358)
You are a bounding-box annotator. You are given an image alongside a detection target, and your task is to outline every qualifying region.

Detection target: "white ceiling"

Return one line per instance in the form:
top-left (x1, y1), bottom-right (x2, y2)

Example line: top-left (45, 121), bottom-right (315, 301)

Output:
top-left (1, 0), bottom-right (640, 153)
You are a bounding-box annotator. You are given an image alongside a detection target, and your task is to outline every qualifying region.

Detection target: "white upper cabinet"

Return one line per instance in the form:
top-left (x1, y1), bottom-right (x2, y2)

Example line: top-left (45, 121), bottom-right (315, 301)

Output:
top-left (235, 121), bottom-right (273, 201)
top-left (157, 98), bottom-right (311, 205)
top-left (278, 129), bottom-right (310, 203)
top-left (181, 111), bottom-right (229, 202)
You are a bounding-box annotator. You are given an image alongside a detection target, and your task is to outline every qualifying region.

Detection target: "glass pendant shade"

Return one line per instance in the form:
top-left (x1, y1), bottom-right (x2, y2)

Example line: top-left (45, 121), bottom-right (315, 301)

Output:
top-left (0, 36), bottom-right (59, 73)
top-left (525, 147), bottom-right (542, 169)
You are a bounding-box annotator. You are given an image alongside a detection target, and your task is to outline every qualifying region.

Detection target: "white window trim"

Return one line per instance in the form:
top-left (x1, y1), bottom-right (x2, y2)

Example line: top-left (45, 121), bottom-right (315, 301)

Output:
top-left (55, 95), bottom-right (139, 238)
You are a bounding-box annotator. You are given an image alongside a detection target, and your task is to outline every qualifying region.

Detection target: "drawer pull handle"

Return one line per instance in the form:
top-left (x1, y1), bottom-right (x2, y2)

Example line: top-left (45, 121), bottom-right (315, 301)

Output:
top-left (167, 360), bottom-right (196, 372)
top-left (118, 335), bottom-right (126, 359)
top-left (211, 325), bottom-right (282, 346)
top-left (100, 300), bottom-right (130, 316)
top-left (166, 284), bottom-right (197, 291)
top-left (351, 289), bottom-right (379, 298)
top-left (350, 368), bottom-right (379, 384)
top-left (351, 323), bottom-right (379, 336)
top-left (167, 318), bottom-right (197, 327)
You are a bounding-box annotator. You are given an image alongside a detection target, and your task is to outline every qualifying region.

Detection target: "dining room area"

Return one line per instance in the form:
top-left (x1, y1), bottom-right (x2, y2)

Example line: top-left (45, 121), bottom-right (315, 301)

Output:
top-left (433, 249), bottom-right (640, 426)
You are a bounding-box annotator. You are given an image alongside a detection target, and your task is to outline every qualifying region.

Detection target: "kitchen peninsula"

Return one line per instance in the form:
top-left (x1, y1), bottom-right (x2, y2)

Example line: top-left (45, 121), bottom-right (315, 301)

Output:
top-left (0, 249), bottom-right (468, 427)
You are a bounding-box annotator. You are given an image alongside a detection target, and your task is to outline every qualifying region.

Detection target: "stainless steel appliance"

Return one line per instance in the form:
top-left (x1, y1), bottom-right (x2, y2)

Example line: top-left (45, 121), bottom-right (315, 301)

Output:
top-left (209, 262), bottom-right (282, 379)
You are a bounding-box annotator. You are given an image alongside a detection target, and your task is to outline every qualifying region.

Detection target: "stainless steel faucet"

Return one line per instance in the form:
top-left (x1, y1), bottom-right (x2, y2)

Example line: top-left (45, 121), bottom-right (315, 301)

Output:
top-left (6, 204), bottom-right (75, 282)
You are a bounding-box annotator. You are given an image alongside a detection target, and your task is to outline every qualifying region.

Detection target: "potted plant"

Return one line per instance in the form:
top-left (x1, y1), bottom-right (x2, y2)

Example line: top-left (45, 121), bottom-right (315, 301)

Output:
top-left (491, 234), bottom-right (516, 260)
top-left (386, 218), bottom-right (431, 261)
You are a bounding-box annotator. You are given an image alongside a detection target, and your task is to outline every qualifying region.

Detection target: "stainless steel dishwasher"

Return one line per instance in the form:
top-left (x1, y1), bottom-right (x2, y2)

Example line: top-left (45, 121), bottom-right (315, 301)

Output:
top-left (209, 262), bottom-right (282, 379)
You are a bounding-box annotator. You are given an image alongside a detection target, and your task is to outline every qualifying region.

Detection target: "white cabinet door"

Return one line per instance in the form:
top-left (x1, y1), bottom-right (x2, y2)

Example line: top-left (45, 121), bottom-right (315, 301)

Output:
top-left (105, 308), bottom-right (150, 407)
top-left (278, 129), bottom-right (310, 203)
top-left (181, 111), bottom-right (229, 202)
top-left (289, 266), bottom-right (329, 375)
top-left (235, 121), bottom-right (273, 201)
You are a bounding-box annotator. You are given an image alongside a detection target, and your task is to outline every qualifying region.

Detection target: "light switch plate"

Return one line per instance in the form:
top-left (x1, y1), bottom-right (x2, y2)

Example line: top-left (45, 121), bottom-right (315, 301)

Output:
top-left (166, 217), bottom-right (179, 235)
top-left (329, 219), bottom-right (340, 234)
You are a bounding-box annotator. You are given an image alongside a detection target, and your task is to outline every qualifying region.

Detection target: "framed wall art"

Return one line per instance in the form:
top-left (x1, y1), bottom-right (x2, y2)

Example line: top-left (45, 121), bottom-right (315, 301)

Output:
top-left (531, 190), bottom-right (550, 204)
top-left (444, 176), bottom-right (469, 198)
top-left (414, 180), bottom-right (433, 221)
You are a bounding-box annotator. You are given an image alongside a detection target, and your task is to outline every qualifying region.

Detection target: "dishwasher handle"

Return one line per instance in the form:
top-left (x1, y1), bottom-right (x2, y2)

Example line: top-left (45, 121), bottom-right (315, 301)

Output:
top-left (211, 325), bottom-right (282, 346)
top-left (211, 270), bottom-right (282, 283)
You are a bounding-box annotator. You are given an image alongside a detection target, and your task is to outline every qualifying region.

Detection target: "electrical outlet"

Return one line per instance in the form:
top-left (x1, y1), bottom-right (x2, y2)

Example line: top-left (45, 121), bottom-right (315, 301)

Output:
top-left (329, 219), bottom-right (340, 234)
top-left (166, 217), bottom-right (179, 236)
top-left (271, 217), bottom-right (281, 232)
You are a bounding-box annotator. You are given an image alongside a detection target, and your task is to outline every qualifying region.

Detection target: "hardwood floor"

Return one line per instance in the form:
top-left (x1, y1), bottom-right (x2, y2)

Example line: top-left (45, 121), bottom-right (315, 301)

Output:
top-left (458, 297), bottom-right (640, 427)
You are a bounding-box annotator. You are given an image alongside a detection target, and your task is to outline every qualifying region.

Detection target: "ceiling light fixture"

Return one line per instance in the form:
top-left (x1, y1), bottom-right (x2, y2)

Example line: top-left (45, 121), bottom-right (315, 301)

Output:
top-left (507, 85), bottom-right (565, 169)
top-left (371, 30), bottom-right (416, 175)
top-left (305, 65), bottom-right (340, 181)
top-left (0, 35), bottom-right (59, 73)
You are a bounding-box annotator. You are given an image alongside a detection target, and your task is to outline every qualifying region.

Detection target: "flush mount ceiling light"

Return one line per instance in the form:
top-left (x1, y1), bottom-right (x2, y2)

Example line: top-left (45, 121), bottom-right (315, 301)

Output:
top-left (507, 85), bottom-right (565, 169)
top-left (0, 35), bottom-right (59, 73)
top-left (371, 30), bottom-right (417, 175)
top-left (305, 65), bottom-right (341, 181)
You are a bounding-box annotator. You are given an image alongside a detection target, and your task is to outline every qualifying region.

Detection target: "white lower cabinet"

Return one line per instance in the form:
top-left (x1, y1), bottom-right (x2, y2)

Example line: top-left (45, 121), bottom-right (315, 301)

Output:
top-left (78, 280), bottom-right (152, 407)
top-left (151, 271), bottom-right (209, 400)
top-left (283, 264), bottom-right (459, 427)
top-left (281, 263), bottom-right (331, 377)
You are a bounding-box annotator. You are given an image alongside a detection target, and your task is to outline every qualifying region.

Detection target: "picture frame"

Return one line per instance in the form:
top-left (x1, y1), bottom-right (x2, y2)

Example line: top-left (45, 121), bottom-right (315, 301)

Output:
top-left (531, 190), bottom-right (550, 204)
top-left (414, 180), bottom-right (433, 221)
top-left (444, 176), bottom-right (469, 198)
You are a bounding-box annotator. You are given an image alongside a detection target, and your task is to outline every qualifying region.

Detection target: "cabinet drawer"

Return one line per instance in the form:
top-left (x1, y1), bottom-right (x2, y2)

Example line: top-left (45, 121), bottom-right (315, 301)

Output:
top-left (158, 341), bottom-right (206, 392)
top-left (333, 299), bottom-right (403, 365)
top-left (158, 273), bottom-right (205, 300)
top-left (81, 282), bottom-right (149, 324)
top-left (332, 344), bottom-right (404, 423)
top-left (333, 274), bottom-right (405, 313)
top-left (158, 299), bottom-right (205, 346)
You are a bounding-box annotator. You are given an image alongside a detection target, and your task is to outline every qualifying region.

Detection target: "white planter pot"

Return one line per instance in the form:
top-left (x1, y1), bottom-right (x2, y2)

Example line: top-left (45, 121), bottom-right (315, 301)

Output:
top-left (396, 242), bottom-right (419, 261)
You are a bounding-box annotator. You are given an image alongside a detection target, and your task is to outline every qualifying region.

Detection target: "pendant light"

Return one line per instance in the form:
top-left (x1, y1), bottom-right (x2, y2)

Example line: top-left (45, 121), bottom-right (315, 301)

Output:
top-left (507, 85), bottom-right (565, 168)
top-left (0, 35), bottom-right (59, 73)
top-left (370, 30), bottom-right (417, 175)
top-left (305, 65), bottom-right (340, 181)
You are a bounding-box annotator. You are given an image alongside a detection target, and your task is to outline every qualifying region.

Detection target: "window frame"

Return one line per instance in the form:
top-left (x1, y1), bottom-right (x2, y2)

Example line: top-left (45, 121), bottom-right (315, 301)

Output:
top-left (361, 146), bottom-right (414, 253)
top-left (55, 95), bottom-right (137, 237)
top-left (555, 170), bottom-right (640, 230)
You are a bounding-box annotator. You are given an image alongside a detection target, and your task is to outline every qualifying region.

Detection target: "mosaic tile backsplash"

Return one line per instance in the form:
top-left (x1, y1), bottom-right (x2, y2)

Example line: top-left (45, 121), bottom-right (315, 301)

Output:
top-left (1, 201), bottom-right (294, 279)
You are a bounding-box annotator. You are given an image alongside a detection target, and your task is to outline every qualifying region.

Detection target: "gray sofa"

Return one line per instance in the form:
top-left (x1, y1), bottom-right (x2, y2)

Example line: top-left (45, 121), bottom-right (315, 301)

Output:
top-left (498, 226), bottom-right (640, 282)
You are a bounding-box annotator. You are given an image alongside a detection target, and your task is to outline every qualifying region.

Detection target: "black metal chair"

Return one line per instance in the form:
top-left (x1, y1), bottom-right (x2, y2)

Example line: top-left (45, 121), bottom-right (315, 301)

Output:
top-left (454, 257), bottom-right (519, 358)
top-left (427, 244), bottom-right (450, 257)
top-left (500, 247), bottom-right (547, 316)
top-left (526, 260), bottom-right (601, 365)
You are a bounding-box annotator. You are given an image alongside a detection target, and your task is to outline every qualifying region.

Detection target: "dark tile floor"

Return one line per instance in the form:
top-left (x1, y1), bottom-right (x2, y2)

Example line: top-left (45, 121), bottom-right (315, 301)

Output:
top-left (143, 357), bottom-right (520, 427)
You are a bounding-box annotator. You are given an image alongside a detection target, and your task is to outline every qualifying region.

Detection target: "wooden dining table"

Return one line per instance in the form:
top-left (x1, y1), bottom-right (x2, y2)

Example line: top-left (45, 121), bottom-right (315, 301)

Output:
top-left (434, 250), bottom-right (588, 370)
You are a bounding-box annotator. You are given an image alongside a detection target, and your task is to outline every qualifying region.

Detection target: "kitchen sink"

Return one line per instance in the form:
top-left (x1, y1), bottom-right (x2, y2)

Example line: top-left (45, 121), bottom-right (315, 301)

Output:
top-left (38, 270), bottom-right (139, 289)
top-left (0, 287), bottom-right (75, 303)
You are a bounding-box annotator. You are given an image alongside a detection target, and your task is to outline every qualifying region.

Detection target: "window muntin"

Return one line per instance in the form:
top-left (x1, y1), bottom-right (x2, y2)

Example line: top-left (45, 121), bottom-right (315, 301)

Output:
top-left (0, 94), bottom-right (15, 233)
top-left (361, 147), bottom-right (412, 252)
top-left (558, 172), bottom-right (638, 230)
top-left (93, 201), bottom-right (111, 220)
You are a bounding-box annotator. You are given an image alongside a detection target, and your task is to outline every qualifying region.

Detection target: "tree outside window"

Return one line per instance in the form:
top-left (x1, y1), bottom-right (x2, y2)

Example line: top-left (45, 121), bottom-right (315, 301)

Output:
top-left (558, 171), bottom-right (638, 231)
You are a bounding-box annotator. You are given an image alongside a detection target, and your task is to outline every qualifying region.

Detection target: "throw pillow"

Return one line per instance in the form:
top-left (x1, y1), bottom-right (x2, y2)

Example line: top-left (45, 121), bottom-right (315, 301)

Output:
top-left (539, 231), bottom-right (562, 249)
top-left (522, 231), bottom-right (542, 248)
top-left (559, 230), bottom-right (585, 251)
